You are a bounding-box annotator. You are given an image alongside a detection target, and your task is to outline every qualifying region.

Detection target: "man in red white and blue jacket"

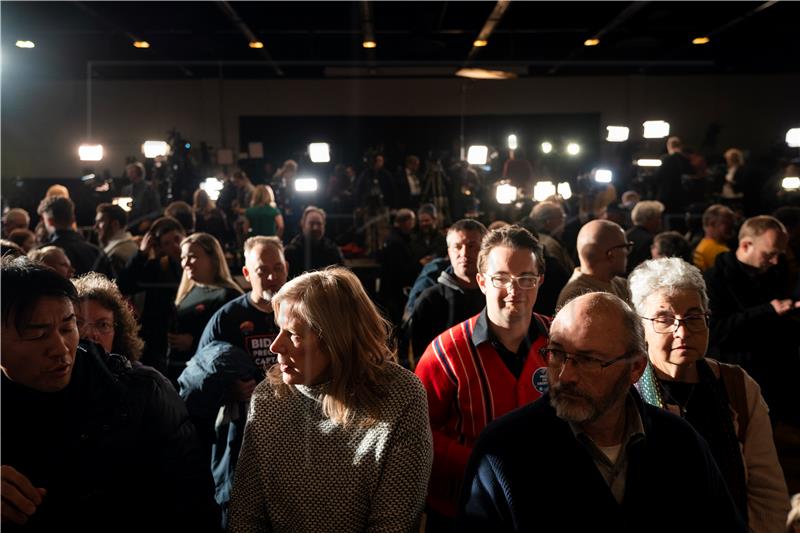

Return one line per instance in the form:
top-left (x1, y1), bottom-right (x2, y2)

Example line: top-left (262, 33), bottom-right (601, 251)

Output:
top-left (415, 225), bottom-right (551, 525)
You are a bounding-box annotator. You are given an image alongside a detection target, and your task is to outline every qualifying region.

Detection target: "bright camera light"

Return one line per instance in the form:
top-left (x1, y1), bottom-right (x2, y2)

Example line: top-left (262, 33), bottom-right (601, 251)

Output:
top-left (566, 142), bottom-right (581, 156)
top-left (507, 135), bottom-right (518, 150)
top-left (467, 145), bottom-right (489, 165)
top-left (142, 140), bottom-right (169, 158)
top-left (606, 126), bottom-right (629, 142)
top-left (295, 177), bottom-right (319, 192)
top-left (557, 182), bottom-right (572, 200)
top-left (112, 197), bottom-right (133, 212)
top-left (16, 40), bottom-right (35, 49)
top-left (782, 177), bottom-right (800, 191)
top-left (79, 144), bottom-right (103, 161)
top-left (643, 120), bottom-right (670, 139)
top-left (636, 159), bottom-right (663, 167)
top-left (786, 128), bottom-right (800, 148)
top-left (308, 143), bottom-right (331, 163)
top-left (541, 142), bottom-right (553, 154)
top-left (595, 169), bottom-right (613, 183)
top-left (495, 183), bottom-right (517, 204)
top-left (533, 181), bottom-right (557, 202)
top-left (200, 177), bottom-right (224, 201)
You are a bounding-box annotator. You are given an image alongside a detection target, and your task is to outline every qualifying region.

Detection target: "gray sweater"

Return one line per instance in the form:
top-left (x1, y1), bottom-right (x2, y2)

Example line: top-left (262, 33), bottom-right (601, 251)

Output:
top-left (228, 362), bottom-right (433, 533)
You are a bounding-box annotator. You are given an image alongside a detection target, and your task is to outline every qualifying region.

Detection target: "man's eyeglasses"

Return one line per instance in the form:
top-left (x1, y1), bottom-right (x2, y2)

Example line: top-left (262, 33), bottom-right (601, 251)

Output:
top-left (606, 242), bottom-right (635, 254)
top-left (489, 274), bottom-right (540, 290)
top-left (540, 347), bottom-right (635, 375)
top-left (640, 314), bottom-right (709, 334)
top-left (77, 319), bottom-right (115, 335)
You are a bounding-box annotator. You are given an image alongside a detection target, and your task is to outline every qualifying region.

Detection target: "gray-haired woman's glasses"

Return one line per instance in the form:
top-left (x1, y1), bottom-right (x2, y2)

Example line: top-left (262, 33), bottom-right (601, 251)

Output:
top-left (640, 314), bottom-right (709, 334)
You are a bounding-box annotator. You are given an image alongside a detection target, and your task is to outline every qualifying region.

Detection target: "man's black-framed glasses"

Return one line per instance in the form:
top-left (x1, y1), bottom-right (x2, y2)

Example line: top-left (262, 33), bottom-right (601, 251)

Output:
top-left (606, 242), bottom-right (635, 254)
top-left (640, 314), bottom-right (709, 334)
top-left (489, 274), bottom-right (540, 290)
top-left (539, 347), bottom-right (635, 374)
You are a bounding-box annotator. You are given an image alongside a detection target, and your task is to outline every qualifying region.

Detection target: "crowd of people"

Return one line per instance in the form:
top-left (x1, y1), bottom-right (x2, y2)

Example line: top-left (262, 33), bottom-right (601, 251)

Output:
top-left (1, 134), bottom-right (799, 532)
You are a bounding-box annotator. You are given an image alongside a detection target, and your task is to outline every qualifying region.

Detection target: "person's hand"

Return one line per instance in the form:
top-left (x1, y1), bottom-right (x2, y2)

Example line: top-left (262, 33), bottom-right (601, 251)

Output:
top-left (419, 255), bottom-right (434, 266)
top-left (226, 378), bottom-right (258, 403)
top-left (770, 299), bottom-right (800, 316)
top-left (1, 466), bottom-right (46, 525)
top-left (139, 231), bottom-right (155, 258)
top-left (167, 333), bottom-right (194, 352)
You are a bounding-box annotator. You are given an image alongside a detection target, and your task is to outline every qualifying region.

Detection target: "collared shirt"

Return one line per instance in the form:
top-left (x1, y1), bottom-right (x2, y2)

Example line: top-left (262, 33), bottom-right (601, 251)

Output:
top-left (568, 394), bottom-right (646, 504)
top-left (471, 308), bottom-right (547, 379)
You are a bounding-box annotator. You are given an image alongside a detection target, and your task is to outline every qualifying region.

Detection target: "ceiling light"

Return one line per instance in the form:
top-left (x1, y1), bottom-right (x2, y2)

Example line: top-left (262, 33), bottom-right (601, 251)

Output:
top-left (692, 37), bottom-right (710, 45)
top-left (467, 145), bottom-right (489, 165)
top-left (362, 40), bottom-right (377, 49)
top-left (636, 159), bottom-right (663, 167)
top-left (606, 126), bottom-right (629, 142)
top-left (507, 134), bottom-right (518, 150)
top-left (308, 142), bottom-right (331, 163)
top-left (455, 68), bottom-right (517, 80)
top-left (782, 177), bottom-right (800, 191)
top-left (473, 39), bottom-right (488, 47)
top-left (533, 181), bottom-right (557, 202)
top-left (79, 144), bottom-right (104, 161)
top-left (786, 128), bottom-right (800, 148)
top-left (557, 182), bottom-right (572, 200)
top-left (295, 177), bottom-right (319, 192)
top-left (595, 169), bottom-right (613, 183)
top-left (584, 38), bottom-right (600, 47)
top-left (142, 140), bottom-right (169, 158)
top-left (541, 142), bottom-right (553, 154)
top-left (15, 40), bottom-right (35, 49)
top-left (643, 120), bottom-right (670, 139)
top-left (249, 41), bottom-right (264, 49)
top-left (566, 142), bottom-right (581, 156)
top-left (496, 182), bottom-right (517, 204)
top-left (133, 41), bottom-right (150, 49)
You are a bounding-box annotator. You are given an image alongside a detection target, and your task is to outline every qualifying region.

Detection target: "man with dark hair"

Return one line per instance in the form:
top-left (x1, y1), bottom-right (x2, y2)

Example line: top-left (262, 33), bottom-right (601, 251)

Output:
top-left (283, 206), bottom-right (344, 280)
top-left (410, 203), bottom-right (447, 266)
top-left (0, 256), bottom-right (218, 530)
top-left (95, 203), bottom-right (137, 275)
top-left (409, 219), bottom-right (487, 361)
top-left (415, 225), bottom-right (551, 529)
top-left (37, 196), bottom-right (113, 278)
top-left (457, 293), bottom-right (744, 532)
top-left (395, 154), bottom-right (423, 210)
top-left (2, 208), bottom-right (30, 237)
top-left (122, 162), bottom-right (161, 233)
top-left (650, 231), bottom-right (693, 263)
top-left (654, 136), bottom-right (695, 214)
top-left (165, 201), bottom-right (196, 235)
top-left (693, 204), bottom-right (736, 272)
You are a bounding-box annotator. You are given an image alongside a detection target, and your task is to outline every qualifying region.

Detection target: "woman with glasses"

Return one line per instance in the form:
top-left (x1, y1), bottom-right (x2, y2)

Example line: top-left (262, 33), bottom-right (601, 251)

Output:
top-left (73, 272), bottom-right (144, 362)
top-left (629, 257), bottom-right (789, 532)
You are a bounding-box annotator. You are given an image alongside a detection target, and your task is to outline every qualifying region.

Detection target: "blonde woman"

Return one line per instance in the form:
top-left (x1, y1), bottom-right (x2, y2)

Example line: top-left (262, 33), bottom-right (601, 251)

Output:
top-left (228, 267), bottom-right (433, 533)
top-left (168, 232), bottom-right (243, 382)
top-left (243, 184), bottom-right (284, 238)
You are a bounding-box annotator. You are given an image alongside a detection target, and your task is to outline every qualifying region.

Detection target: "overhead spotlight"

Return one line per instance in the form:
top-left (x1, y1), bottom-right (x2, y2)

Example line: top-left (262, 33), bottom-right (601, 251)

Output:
top-left (636, 158), bottom-right (663, 167)
top-left (199, 177), bottom-right (224, 200)
top-left (142, 140), bottom-right (169, 158)
top-left (507, 134), bottom-right (518, 150)
top-left (295, 177), bottom-right (319, 192)
top-left (541, 142), bottom-right (553, 154)
top-left (249, 41), bottom-right (264, 49)
top-left (643, 120), bottom-right (670, 139)
top-left (79, 144), bottom-right (103, 161)
top-left (308, 143), bottom-right (331, 163)
top-left (786, 128), bottom-right (800, 148)
top-left (133, 41), bottom-right (150, 49)
top-left (583, 38), bottom-right (600, 47)
top-left (362, 40), bottom-right (377, 49)
top-left (496, 182), bottom-right (517, 204)
top-left (782, 177), bottom-right (800, 191)
top-left (692, 37), bottom-right (710, 45)
top-left (533, 181), bottom-right (557, 202)
top-left (557, 182), bottom-right (572, 200)
top-left (473, 39), bottom-right (488, 47)
top-left (15, 40), bottom-right (35, 49)
top-left (566, 142), bottom-right (581, 156)
top-left (606, 126), bottom-right (629, 142)
top-left (467, 145), bottom-right (489, 165)
top-left (594, 169), bottom-right (613, 183)
top-left (112, 197), bottom-right (134, 212)
top-left (455, 68), bottom-right (517, 80)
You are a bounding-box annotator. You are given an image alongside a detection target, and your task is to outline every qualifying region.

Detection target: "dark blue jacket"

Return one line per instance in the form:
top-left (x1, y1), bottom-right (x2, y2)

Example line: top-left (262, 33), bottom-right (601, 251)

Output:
top-left (457, 390), bottom-right (746, 533)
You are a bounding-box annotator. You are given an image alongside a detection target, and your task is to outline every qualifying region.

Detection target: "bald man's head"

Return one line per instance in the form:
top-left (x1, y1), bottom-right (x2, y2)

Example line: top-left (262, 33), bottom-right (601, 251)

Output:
top-left (576, 220), bottom-right (625, 261)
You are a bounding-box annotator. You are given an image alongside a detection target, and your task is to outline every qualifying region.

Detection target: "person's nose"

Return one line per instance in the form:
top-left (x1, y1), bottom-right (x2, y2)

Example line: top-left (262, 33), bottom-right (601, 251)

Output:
top-left (556, 359), bottom-right (579, 385)
top-left (270, 331), bottom-right (286, 355)
top-left (45, 330), bottom-right (72, 361)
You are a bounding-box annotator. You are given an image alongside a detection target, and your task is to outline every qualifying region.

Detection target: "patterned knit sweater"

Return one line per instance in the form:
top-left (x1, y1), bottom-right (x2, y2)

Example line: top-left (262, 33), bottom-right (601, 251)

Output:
top-left (228, 362), bottom-right (433, 533)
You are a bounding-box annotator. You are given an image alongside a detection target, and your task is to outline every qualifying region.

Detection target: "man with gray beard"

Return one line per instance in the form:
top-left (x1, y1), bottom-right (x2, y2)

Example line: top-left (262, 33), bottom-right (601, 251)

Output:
top-left (457, 292), bottom-right (745, 532)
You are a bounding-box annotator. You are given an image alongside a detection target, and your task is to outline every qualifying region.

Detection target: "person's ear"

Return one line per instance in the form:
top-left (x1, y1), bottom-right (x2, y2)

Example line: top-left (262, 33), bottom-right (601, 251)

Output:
top-left (242, 265), bottom-right (251, 282)
top-left (630, 352), bottom-right (648, 384)
top-left (476, 272), bottom-right (487, 294)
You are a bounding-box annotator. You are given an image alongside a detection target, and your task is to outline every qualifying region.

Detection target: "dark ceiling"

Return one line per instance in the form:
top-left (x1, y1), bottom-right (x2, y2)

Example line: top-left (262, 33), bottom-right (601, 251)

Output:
top-left (3, 1), bottom-right (798, 80)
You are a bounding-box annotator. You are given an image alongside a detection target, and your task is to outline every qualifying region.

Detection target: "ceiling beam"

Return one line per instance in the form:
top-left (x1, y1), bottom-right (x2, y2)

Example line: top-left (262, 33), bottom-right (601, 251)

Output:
top-left (466, 0), bottom-right (512, 61)
top-left (216, 1), bottom-right (284, 76)
top-left (704, 0), bottom-right (778, 39)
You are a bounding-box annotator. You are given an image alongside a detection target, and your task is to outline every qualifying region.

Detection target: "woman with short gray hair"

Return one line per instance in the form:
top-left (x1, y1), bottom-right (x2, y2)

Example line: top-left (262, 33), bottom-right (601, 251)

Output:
top-left (630, 257), bottom-right (788, 532)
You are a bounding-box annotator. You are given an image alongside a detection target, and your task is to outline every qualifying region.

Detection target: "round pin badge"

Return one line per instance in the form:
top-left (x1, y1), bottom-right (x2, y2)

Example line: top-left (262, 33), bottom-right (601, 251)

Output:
top-left (532, 367), bottom-right (549, 394)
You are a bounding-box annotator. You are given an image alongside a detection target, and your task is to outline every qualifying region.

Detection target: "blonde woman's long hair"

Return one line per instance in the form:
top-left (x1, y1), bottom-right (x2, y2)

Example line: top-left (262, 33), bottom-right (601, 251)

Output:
top-left (268, 267), bottom-right (395, 428)
top-left (174, 232), bottom-right (243, 305)
top-left (250, 184), bottom-right (277, 208)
